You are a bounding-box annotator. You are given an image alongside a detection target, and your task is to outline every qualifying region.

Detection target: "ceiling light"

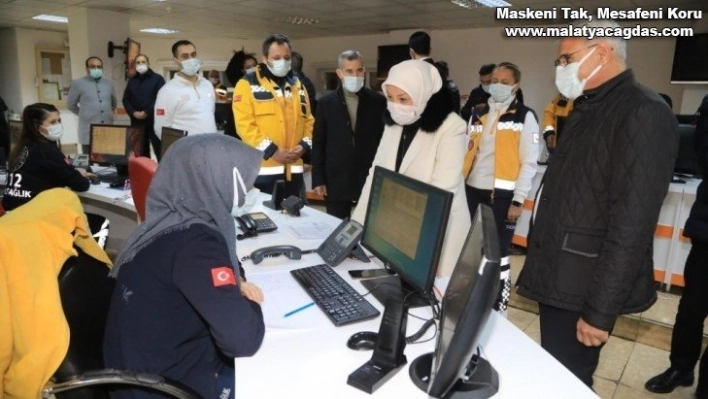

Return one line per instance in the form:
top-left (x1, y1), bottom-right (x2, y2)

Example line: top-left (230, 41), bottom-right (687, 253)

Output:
top-left (451, 0), bottom-right (511, 8)
top-left (276, 16), bottom-right (319, 25)
top-left (32, 14), bottom-right (68, 23)
top-left (140, 28), bottom-right (179, 34)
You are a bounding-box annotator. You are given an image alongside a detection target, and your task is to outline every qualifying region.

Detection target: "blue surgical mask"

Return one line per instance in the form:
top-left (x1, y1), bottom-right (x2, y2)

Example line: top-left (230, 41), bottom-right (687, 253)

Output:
top-left (135, 64), bottom-right (148, 74)
top-left (342, 76), bottom-right (364, 93)
top-left (488, 83), bottom-right (515, 103)
top-left (89, 68), bottom-right (102, 79)
top-left (555, 47), bottom-right (602, 100)
top-left (43, 123), bottom-right (63, 141)
top-left (268, 59), bottom-right (291, 77)
top-left (180, 58), bottom-right (201, 76)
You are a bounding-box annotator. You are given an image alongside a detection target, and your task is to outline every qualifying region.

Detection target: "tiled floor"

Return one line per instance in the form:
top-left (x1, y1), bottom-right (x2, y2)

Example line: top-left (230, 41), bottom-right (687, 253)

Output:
top-left (507, 254), bottom-right (707, 399)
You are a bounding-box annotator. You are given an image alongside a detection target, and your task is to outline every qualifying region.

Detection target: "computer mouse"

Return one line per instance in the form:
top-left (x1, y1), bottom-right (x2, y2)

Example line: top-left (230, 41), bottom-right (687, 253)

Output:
top-left (347, 331), bottom-right (378, 351)
top-left (109, 180), bottom-right (124, 188)
top-left (89, 175), bottom-right (101, 185)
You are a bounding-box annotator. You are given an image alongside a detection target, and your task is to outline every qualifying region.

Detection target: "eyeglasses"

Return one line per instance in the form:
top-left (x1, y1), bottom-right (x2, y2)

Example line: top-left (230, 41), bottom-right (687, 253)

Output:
top-left (554, 44), bottom-right (597, 67)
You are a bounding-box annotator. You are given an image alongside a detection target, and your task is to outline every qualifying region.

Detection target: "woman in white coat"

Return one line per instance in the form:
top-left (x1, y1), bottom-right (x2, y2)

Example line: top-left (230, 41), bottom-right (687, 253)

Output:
top-left (352, 60), bottom-right (470, 278)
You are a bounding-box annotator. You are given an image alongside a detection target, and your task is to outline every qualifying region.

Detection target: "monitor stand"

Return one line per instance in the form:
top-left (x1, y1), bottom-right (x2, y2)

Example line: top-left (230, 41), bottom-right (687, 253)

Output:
top-left (360, 275), bottom-right (433, 309)
top-left (409, 352), bottom-right (499, 399)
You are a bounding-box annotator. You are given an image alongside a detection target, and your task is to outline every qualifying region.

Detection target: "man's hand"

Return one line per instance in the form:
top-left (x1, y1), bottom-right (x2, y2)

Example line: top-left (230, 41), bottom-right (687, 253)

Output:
top-left (507, 202), bottom-right (523, 221)
top-left (240, 281), bottom-right (264, 304)
top-left (576, 317), bottom-right (609, 347)
top-left (288, 145), bottom-right (305, 162)
top-left (133, 111), bottom-right (147, 120)
top-left (545, 131), bottom-right (556, 149)
top-left (271, 148), bottom-right (291, 164)
top-left (314, 185), bottom-right (327, 197)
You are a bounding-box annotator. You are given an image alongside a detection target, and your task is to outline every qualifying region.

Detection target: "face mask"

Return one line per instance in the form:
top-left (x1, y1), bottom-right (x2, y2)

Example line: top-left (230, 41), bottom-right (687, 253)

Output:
top-left (135, 64), bottom-right (148, 74)
top-left (388, 102), bottom-right (419, 126)
top-left (342, 76), bottom-right (364, 93)
top-left (555, 47), bottom-right (602, 100)
top-left (268, 59), bottom-right (291, 77)
top-left (488, 83), bottom-right (516, 103)
top-left (231, 167), bottom-right (260, 217)
top-left (180, 58), bottom-right (201, 76)
top-left (43, 123), bottom-right (63, 141)
top-left (89, 68), bottom-right (102, 79)
top-left (481, 84), bottom-right (490, 93)
top-left (209, 77), bottom-right (219, 85)
top-left (245, 66), bottom-right (257, 74)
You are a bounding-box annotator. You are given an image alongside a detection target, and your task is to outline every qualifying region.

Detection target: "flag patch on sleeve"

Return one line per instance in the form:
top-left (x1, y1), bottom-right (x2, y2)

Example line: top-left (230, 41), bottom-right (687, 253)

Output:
top-left (211, 266), bottom-right (237, 287)
top-left (156, 108), bottom-right (165, 116)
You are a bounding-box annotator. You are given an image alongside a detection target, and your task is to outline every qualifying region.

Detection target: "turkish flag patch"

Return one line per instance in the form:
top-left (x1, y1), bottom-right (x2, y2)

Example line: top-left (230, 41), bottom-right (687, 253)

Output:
top-left (233, 95), bottom-right (242, 103)
top-left (211, 266), bottom-right (237, 287)
top-left (156, 108), bottom-right (165, 116)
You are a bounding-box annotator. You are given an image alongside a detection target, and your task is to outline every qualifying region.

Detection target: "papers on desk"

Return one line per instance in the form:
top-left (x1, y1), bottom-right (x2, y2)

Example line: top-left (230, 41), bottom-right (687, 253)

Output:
top-left (285, 221), bottom-right (337, 240)
top-left (247, 270), bottom-right (325, 331)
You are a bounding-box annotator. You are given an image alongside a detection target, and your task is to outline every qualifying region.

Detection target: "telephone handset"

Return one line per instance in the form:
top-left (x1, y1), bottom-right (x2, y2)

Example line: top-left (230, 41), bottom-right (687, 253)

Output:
top-left (246, 245), bottom-right (304, 264)
top-left (317, 218), bottom-right (371, 267)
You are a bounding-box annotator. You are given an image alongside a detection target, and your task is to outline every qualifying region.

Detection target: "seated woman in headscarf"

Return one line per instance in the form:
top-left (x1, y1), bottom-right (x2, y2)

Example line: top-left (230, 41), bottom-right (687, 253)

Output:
top-left (103, 135), bottom-right (265, 399)
top-left (352, 60), bottom-right (471, 279)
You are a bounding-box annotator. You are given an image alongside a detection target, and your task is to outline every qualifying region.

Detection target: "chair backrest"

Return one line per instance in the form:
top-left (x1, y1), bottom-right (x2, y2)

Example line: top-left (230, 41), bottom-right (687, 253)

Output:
top-left (128, 156), bottom-right (158, 222)
top-left (54, 249), bottom-right (115, 399)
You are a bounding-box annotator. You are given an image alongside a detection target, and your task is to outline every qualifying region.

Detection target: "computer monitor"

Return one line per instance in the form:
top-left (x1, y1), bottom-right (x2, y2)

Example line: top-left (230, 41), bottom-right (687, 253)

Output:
top-left (675, 124), bottom-right (701, 177)
top-left (160, 127), bottom-right (186, 159)
top-left (359, 166), bottom-right (453, 308)
top-left (89, 124), bottom-right (143, 179)
top-left (409, 204), bottom-right (501, 398)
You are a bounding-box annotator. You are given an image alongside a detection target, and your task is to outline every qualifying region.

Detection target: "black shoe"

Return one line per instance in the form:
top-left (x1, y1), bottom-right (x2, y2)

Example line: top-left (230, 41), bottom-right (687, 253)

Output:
top-left (645, 368), bottom-right (695, 394)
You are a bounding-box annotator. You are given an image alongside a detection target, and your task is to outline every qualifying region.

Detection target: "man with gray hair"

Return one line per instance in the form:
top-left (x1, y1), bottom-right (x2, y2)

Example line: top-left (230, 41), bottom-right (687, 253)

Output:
top-left (311, 50), bottom-right (386, 219)
top-left (517, 20), bottom-right (678, 388)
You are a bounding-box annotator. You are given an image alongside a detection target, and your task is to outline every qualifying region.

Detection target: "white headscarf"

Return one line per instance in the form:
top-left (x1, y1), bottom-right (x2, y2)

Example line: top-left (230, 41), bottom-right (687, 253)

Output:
top-left (382, 60), bottom-right (443, 116)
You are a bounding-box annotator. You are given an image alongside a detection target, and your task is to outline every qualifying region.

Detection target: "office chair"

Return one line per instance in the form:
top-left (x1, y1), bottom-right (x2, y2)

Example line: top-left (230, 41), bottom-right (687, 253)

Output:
top-left (128, 156), bottom-right (158, 222)
top-left (42, 248), bottom-right (201, 399)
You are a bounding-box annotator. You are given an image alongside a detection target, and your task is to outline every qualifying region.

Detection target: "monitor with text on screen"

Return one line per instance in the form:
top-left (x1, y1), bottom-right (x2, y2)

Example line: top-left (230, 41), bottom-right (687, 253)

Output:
top-left (160, 127), bottom-right (187, 159)
top-left (409, 204), bottom-right (501, 398)
top-left (89, 124), bottom-right (143, 179)
top-left (359, 166), bottom-right (452, 308)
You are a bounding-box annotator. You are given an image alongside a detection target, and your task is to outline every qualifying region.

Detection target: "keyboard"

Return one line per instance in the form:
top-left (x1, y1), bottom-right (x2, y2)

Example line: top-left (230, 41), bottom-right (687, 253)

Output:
top-left (291, 264), bottom-right (380, 326)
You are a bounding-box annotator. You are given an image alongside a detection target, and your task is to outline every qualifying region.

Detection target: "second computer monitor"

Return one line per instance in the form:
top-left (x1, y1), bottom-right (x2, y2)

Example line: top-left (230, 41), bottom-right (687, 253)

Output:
top-left (359, 166), bottom-right (453, 307)
top-left (160, 127), bottom-right (187, 159)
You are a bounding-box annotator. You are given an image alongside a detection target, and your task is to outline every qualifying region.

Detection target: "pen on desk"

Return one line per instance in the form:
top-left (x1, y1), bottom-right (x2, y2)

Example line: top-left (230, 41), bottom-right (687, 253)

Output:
top-left (283, 302), bottom-right (315, 318)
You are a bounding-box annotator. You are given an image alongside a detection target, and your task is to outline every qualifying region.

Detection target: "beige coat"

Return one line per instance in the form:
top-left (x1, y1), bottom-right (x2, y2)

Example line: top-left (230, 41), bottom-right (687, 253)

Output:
top-left (352, 113), bottom-right (471, 277)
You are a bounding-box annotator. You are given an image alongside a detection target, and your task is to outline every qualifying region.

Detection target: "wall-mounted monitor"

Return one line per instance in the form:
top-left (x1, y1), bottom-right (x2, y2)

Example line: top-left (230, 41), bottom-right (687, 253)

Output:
top-left (671, 33), bottom-right (708, 84)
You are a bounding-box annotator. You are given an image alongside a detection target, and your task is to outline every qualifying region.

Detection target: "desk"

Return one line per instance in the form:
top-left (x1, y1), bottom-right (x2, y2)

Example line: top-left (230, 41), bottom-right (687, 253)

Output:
top-left (235, 198), bottom-right (598, 398)
top-left (77, 183), bottom-right (137, 258)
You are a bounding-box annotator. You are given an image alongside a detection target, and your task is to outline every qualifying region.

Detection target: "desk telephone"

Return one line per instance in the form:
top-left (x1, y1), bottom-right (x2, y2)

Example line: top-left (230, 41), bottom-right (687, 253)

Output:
top-left (236, 212), bottom-right (277, 240)
top-left (71, 154), bottom-right (91, 171)
top-left (317, 218), bottom-right (370, 267)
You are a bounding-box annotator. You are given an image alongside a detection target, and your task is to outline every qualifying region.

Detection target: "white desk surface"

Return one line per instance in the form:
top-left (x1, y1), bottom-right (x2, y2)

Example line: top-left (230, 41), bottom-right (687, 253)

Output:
top-left (235, 197), bottom-right (598, 399)
top-left (78, 183), bottom-right (135, 210)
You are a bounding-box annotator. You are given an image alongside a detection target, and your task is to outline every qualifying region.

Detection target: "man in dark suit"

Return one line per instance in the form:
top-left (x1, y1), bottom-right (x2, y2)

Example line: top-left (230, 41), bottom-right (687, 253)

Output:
top-left (461, 63), bottom-right (495, 121)
top-left (311, 50), bottom-right (386, 219)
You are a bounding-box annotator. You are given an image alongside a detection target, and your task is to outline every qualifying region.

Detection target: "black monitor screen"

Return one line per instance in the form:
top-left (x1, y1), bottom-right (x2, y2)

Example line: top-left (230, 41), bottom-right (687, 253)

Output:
top-left (360, 166), bottom-right (452, 297)
top-left (428, 204), bottom-right (501, 398)
top-left (161, 127), bottom-right (186, 159)
top-left (89, 124), bottom-right (142, 167)
top-left (671, 33), bottom-right (708, 83)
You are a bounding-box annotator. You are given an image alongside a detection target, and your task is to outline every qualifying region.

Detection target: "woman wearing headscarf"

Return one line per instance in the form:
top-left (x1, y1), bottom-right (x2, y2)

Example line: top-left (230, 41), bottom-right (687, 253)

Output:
top-left (103, 135), bottom-right (265, 399)
top-left (352, 60), bottom-right (471, 278)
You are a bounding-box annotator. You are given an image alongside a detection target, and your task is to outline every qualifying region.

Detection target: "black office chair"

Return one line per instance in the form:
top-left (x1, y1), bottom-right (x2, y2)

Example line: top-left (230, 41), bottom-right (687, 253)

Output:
top-left (42, 248), bottom-right (200, 399)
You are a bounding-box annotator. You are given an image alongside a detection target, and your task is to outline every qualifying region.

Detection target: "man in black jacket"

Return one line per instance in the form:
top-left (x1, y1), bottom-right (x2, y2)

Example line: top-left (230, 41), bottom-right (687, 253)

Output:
top-left (645, 95), bottom-right (708, 399)
top-left (312, 50), bottom-right (386, 219)
top-left (123, 54), bottom-right (165, 158)
top-left (460, 63), bottom-right (494, 121)
top-left (517, 20), bottom-right (678, 388)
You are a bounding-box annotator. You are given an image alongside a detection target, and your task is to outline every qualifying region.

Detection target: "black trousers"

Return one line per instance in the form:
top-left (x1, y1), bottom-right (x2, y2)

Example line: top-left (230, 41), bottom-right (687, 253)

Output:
top-left (325, 200), bottom-right (354, 220)
top-left (539, 303), bottom-right (603, 388)
top-left (670, 238), bottom-right (708, 390)
top-left (254, 173), bottom-right (305, 198)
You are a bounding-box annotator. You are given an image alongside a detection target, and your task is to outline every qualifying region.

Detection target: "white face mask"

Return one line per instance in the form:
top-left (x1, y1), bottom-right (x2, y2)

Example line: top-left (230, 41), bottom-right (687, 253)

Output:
top-left (488, 83), bottom-right (516, 104)
top-left (43, 123), bottom-right (63, 141)
top-left (481, 84), bottom-right (490, 93)
top-left (342, 76), bottom-right (364, 93)
top-left (267, 59), bottom-right (291, 77)
top-left (209, 77), bottom-right (219, 85)
top-left (180, 58), bottom-right (201, 76)
top-left (388, 102), bottom-right (419, 126)
top-left (245, 66), bottom-right (257, 74)
top-left (135, 64), bottom-right (148, 74)
top-left (555, 47), bottom-right (602, 100)
top-left (231, 167), bottom-right (260, 217)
